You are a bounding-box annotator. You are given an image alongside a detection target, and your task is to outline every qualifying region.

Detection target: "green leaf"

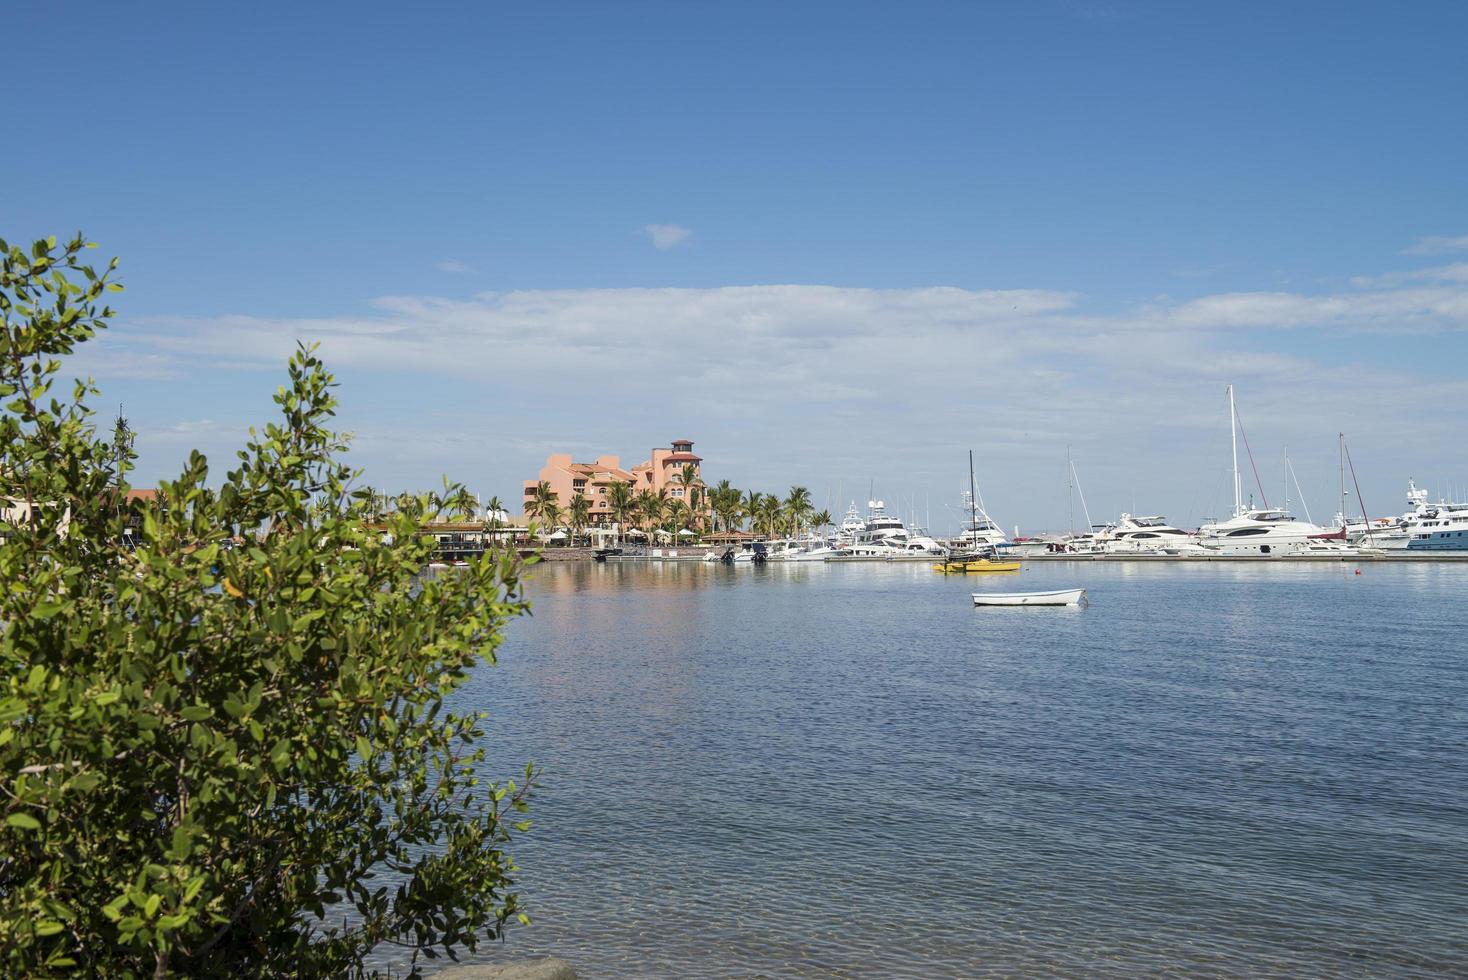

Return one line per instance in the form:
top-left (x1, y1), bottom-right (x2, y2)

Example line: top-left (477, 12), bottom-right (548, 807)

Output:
top-left (6, 813), bottom-right (43, 831)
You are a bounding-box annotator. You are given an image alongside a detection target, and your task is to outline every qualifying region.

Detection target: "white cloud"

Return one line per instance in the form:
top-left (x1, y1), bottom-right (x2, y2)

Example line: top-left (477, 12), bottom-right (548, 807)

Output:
top-left (95, 267), bottom-right (1468, 530)
top-left (1351, 262), bottom-right (1468, 289)
top-left (1403, 234), bottom-right (1468, 256)
top-left (643, 224), bottom-right (692, 250)
top-left (436, 259), bottom-right (472, 274)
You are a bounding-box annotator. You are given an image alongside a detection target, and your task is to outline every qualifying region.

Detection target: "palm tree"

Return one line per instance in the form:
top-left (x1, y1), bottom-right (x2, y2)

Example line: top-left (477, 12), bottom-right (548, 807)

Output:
top-left (755, 494), bottom-right (782, 539)
top-left (668, 499), bottom-right (693, 539)
top-left (608, 481), bottom-right (634, 545)
top-left (687, 484), bottom-right (705, 532)
top-left (784, 486), bottom-right (813, 536)
top-left (525, 481), bottom-right (561, 542)
top-left (811, 509), bottom-right (832, 536)
top-left (483, 495), bottom-right (505, 547)
top-left (676, 463), bottom-right (704, 532)
top-left (395, 491), bottom-right (424, 521)
top-left (360, 485), bottom-right (388, 522)
top-left (540, 501), bottom-right (563, 545)
top-left (449, 486), bottom-right (479, 521)
top-left (634, 489), bottom-right (660, 542)
top-left (652, 488), bottom-right (670, 537)
top-left (568, 494), bottom-right (591, 547)
top-left (711, 479), bottom-right (738, 532)
top-left (741, 489), bottom-right (762, 532)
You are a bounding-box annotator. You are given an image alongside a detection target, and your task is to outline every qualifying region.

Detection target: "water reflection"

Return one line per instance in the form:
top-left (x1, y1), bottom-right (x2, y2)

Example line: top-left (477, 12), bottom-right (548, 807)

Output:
top-left (414, 561), bottom-right (1468, 977)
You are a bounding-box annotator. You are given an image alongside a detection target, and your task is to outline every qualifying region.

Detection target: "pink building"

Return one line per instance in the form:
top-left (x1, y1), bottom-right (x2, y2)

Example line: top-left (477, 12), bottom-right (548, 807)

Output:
top-left (631, 439), bottom-right (703, 501)
top-left (521, 439), bottom-right (710, 526)
top-left (522, 454), bottom-right (635, 526)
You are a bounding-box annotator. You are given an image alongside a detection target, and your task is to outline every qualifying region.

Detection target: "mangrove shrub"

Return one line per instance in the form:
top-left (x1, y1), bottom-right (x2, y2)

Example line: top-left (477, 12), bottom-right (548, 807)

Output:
top-left (0, 234), bottom-right (534, 976)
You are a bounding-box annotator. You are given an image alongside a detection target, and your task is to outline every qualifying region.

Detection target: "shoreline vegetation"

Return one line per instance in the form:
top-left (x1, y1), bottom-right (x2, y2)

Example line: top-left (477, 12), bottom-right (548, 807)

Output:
top-left (2, 234), bottom-right (536, 977)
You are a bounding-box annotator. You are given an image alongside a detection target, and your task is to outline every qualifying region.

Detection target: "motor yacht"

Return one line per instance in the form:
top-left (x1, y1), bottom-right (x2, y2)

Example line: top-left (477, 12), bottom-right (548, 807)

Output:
top-left (1199, 386), bottom-right (1348, 556)
top-left (951, 490), bottom-right (1011, 551)
top-left (766, 535), bottom-right (841, 561)
top-left (1096, 514), bottom-right (1208, 554)
top-left (837, 500), bottom-right (949, 558)
top-left (1339, 480), bottom-right (1468, 551)
top-left (1198, 509), bottom-right (1342, 555)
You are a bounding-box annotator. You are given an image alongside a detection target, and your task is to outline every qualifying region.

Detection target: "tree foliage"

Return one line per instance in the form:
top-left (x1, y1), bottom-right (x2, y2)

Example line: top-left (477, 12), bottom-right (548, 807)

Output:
top-left (0, 234), bottom-right (535, 977)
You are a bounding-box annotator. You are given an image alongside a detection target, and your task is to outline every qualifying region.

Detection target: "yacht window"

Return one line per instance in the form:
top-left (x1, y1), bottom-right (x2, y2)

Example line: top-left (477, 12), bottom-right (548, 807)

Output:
top-left (1227, 528), bottom-right (1271, 536)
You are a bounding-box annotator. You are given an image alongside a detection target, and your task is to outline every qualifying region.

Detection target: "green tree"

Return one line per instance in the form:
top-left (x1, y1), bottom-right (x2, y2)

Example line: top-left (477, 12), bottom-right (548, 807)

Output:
top-left (756, 494), bottom-right (783, 538)
top-left (635, 488), bottom-right (664, 541)
top-left (484, 495), bottom-right (505, 541)
top-left (607, 481), bottom-right (634, 545)
top-left (741, 489), bottom-right (762, 532)
top-left (0, 235), bottom-right (535, 976)
top-left (525, 480), bottom-right (562, 542)
top-left (784, 486), bottom-right (813, 536)
top-left (709, 479), bottom-right (738, 533)
top-left (567, 493), bottom-right (591, 547)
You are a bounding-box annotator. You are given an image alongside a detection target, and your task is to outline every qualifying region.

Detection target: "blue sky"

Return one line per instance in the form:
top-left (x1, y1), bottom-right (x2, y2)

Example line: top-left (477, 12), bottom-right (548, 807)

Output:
top-left (7, 1), bottom-right (1467, 530)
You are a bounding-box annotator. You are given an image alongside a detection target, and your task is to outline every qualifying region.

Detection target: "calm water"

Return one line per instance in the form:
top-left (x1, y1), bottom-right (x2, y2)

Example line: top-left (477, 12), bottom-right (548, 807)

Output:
top-left (435, 560), bottom-right (1467, 978)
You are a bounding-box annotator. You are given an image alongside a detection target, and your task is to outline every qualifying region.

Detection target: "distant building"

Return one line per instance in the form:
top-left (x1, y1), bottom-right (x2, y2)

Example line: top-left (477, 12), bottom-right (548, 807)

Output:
top-left (522, 454), bottom-right (637, 526)
top-left (522, 439), bottom-right (710, 526)
top-left (632, 439), bottom-right (703, 501)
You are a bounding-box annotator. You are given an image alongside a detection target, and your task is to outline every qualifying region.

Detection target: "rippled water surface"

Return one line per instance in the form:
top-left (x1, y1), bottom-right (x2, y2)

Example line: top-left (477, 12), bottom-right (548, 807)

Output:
top-left (437, 560), bottom-right (1467, 977)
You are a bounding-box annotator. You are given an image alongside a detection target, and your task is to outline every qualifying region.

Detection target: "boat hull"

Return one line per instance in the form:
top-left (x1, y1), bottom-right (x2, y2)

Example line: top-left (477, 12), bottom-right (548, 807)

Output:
top-left (972, 588), bottom-right (1086, 607)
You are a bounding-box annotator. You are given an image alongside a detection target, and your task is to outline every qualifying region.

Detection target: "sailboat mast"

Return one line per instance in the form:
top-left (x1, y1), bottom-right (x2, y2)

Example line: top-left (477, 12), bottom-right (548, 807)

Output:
top-left (969, 450), bottom-right (978, 549)
top-left (1066, 446), bottom-right (1075, 535)
top-left (1229, 384), bottom-right (1241, 516)
top-left (1283, 446), bottom-right (1289, 514)
top-left (1071, 458), bottom-right (1094, 529)
top-left (1339, 433), bottom-right (1346, 528)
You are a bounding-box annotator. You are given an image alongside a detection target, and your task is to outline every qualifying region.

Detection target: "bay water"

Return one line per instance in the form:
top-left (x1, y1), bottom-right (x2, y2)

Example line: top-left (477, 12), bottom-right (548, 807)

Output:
top-left (437, 560), bottom-right (1466, 977)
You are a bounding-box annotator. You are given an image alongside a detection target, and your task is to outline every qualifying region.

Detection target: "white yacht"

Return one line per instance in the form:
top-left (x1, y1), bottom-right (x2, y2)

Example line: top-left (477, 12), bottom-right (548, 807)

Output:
top-left (766, 534), bottom-right (841, 562)
top-left (1340, 480), bottom-right (1468, 551)
top-left (1198, 386), bottom-right (1347, 556)
top-left (952, 490), bottom-right (1010, 551)
top-left (1093, 514), bottom-right (1208, 554)
top-left (1063, 523), bottom-right (1117, 553)
top-left (1199, 509), bottom-right (1341, 555)
top-left (839, 500), bottom-right (949, 558)
top-left (835, 502), bottom-right (867, 545)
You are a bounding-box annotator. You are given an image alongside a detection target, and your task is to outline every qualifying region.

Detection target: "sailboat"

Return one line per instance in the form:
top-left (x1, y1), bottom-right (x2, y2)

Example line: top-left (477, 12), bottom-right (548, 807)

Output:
top-left (1197, 386), bottom-right (1340, 556)
top-left (935, 452), bottom-right (1021, 573)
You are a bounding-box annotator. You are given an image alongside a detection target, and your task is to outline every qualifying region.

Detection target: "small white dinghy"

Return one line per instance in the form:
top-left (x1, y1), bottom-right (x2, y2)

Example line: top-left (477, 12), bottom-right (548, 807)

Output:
top-left (972, 588), bottom-right (1087, 607)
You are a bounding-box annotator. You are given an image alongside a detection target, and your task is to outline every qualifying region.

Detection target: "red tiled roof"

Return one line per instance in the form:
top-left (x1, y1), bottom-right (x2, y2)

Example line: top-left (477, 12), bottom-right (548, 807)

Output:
top-left (662, 453), bottom-right (701, 463)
